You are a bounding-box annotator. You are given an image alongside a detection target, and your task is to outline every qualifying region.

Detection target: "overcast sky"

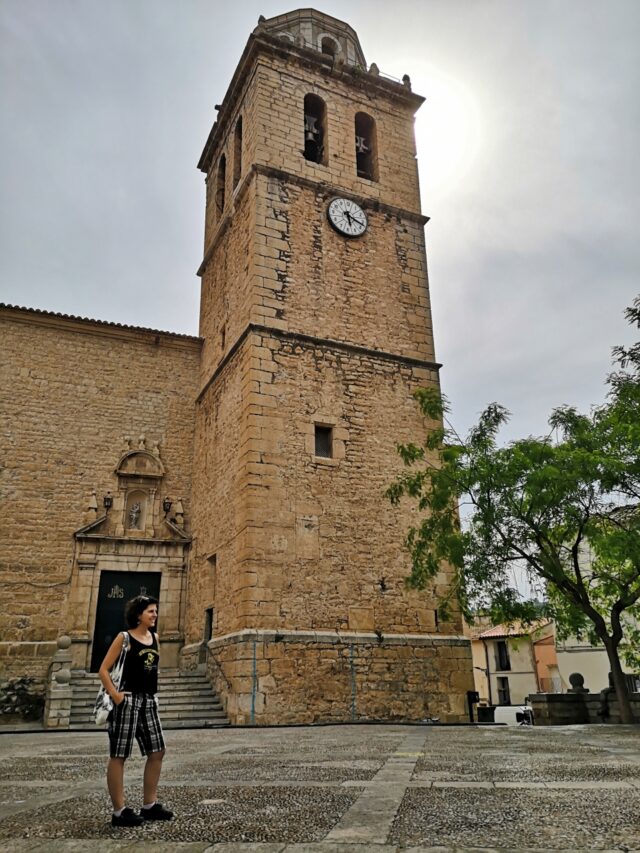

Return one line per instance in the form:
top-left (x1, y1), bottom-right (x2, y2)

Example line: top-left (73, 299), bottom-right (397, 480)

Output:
top-left (1, 0), bottom-right (638, 442)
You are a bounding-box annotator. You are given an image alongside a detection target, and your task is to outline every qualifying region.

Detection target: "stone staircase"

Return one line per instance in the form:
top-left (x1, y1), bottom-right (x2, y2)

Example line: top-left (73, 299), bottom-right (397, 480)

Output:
top-left (69, 669), bottom-right (229, 730)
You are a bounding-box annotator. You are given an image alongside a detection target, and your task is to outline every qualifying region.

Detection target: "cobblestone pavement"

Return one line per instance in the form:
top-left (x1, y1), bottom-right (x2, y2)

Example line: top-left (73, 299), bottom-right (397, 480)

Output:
top-left (0, 723), bottom-right (638, 852)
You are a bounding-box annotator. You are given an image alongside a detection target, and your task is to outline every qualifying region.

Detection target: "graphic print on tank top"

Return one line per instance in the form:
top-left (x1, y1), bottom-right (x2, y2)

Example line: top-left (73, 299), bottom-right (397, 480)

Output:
top-left (120, 633), bottom-right (159, 694)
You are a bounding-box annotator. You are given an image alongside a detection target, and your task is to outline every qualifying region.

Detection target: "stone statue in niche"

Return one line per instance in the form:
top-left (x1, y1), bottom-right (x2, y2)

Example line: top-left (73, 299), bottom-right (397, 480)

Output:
top-left (128, 502), bottom-right (141, 529)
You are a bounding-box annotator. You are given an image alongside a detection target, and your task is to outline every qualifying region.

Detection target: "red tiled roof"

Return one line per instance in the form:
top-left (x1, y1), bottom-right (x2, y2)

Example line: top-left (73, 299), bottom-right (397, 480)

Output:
top-left (475, 620), bottom-right (551, 640)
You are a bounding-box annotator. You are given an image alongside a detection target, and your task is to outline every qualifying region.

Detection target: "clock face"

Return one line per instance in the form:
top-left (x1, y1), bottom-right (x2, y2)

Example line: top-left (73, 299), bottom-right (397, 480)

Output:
top-left (327, 197), bottom-right (368, 238)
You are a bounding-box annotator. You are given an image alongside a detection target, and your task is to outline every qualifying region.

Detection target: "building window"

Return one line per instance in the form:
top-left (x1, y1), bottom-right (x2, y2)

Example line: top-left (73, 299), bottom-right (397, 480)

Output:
top-left (495, 640), bottom-right (511, 671)
top-left (304, 93), bottom-right (327, 165)
top-left (233, 117), bottom-right (242, 189)
top-left (314, 424), bottom-right (333, 458)
top-left (320, 36), bottom-right (338, 57)
top-left (215, 154), bottom-right (226, 219)
top-left (497, 676), bottom-right (511, 705)
top-left (355, 112), bottom-right (377, 181)
top-left (204, 607), bottom-right (214, 642)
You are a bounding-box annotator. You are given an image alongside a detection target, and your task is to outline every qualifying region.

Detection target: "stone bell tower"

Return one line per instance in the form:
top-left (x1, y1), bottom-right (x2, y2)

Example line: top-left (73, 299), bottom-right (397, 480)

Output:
top-left (185, 9), bottom-right (473, 724)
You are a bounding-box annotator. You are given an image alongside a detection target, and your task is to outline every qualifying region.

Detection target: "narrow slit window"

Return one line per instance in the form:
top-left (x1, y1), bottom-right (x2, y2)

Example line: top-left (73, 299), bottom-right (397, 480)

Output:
top-left (314, 424), bottom-right (333, 458)
top-left (204, 607), bottom-right (214, 642)
top-left (304, 93), bottom-right (327, 165)
top-left (495, 640), bottom-right (511, 671)
top-left (497, 676), bottom-right (511, 705)
top-left (233, 117), bottom-right (242, 189)
top-left (215, 154), bottom-right (226, 219)
top-left (355, 112), bottom-right (378, 181)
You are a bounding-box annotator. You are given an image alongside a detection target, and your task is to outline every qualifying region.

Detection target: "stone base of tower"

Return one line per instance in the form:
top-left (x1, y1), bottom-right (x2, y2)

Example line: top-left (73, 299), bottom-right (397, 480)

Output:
top-left (202, 630), bottom-right (474, 725)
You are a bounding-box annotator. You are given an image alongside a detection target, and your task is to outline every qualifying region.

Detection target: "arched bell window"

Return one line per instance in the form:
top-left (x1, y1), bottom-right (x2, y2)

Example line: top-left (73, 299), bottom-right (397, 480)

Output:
top-left (303, 93), bottom-right (327, 165)
top-left (355, 112), bottom-right (378, 181)
top-left (215, 154), bottom-right (226, 218)
top-left (233, 117), bottom-right (243, 190)
top-left (320, 36), bottom-right (338, 58)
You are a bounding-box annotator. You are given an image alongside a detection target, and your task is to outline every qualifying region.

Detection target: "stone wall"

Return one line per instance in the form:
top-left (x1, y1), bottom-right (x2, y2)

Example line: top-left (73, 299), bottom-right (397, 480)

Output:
top-left (530, 692), bottom-right (640, 725)
top-left (252, 175), bottom-right (432, 362)
top-left (187, 329), bottom-right (463, 643)
top-left (187, 338), bottom-right (250, 646)
top-left (207, 629), bottom-right (473, 725)
top-left (0, 307), bottom-right (200, 682)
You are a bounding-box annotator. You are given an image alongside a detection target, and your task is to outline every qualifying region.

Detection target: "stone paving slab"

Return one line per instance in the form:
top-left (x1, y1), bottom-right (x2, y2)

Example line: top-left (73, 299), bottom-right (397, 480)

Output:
top-left (0, 724), bottom-right (638, 851)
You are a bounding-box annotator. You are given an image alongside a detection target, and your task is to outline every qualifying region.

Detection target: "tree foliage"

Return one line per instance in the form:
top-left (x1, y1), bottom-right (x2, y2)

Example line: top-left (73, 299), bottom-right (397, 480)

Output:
top-left (387, 298), bottom-right (640, 721)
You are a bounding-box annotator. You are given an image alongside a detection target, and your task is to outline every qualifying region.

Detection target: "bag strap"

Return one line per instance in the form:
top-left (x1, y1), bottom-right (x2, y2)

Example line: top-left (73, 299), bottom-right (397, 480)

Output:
top-left (111, 631), bottom-right (130, 690)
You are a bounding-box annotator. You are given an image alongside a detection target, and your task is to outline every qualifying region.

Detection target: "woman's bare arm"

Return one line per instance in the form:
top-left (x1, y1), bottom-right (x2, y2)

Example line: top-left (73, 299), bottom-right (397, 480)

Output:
top-left (98, 633), bottom-right (126, 703)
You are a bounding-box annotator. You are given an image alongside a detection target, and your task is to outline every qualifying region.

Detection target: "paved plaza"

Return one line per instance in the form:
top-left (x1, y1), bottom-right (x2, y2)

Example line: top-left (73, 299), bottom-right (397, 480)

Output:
top-left (0, 723), bottom-right (638, 852)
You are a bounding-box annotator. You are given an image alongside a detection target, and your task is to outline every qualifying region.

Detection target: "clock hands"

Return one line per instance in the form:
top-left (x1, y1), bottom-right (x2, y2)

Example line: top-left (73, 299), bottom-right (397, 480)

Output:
top-left (344, 209), bottom-right (365, 230)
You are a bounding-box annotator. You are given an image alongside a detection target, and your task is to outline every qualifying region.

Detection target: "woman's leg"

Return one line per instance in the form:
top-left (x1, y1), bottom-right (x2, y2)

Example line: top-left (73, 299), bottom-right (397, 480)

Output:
top-left (142, 749), bottom-right (165, 804)
top-left (106, 757), bottom-right (126, 810)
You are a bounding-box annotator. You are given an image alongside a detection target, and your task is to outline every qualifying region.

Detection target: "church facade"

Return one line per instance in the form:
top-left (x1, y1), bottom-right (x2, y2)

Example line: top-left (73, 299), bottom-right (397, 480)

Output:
top-left (0, 9), bottom-right (473, 725)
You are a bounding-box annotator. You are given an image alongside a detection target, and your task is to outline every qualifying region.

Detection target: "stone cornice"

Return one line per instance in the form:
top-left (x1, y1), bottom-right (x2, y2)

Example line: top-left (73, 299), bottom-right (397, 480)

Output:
top-left (255, 164), bottom-right (428, 224)
top-left (197, 163), bottom-right (428, 277)
top-left (197, 323), bottom-right (441, 403)
top-left (74, 532), bottom-right (191, 548)
top-left (0, 304), bottom-right (202, 351)
top-left (208, 628), bottom-right (470, 648)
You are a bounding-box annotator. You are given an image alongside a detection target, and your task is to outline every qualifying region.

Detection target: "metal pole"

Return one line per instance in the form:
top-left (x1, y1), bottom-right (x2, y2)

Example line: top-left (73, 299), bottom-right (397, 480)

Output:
top-left (350, 643), bottom-right (356, 721)
top-left (251, 636), bottom-right (257, 724)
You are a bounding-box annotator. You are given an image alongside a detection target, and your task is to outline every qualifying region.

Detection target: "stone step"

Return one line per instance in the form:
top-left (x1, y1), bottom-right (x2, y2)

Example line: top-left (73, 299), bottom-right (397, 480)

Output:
top-left (72, 698), bottom-right (222, 715)
top-left (71, 685), bottom-right (216, 697)
top-left (71, 669), bottom-right (205, 679)
top-left (72, 683), bottom-right (219, 695)
top-left (68, 669), bottom-right (228, 729)
top-left (69, 672), bottom-right (214, 683)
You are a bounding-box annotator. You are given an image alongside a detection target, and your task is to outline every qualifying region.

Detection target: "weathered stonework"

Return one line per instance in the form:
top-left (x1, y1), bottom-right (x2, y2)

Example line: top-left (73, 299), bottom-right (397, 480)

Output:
top-left (0, 10), bottom-right (474, 724)
top-left (187, 10), bottom-right (474, 722)
top-left (0, 307), bottom-right (200, 689)
top-left (204, 630), bottom-right (472, 725)
top-left (530, 692), bottom-right (640, 725)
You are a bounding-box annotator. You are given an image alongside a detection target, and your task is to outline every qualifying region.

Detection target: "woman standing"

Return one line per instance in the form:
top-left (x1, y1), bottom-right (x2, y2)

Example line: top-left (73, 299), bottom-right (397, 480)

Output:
top-left (98, 594), bottom-right (173, 828)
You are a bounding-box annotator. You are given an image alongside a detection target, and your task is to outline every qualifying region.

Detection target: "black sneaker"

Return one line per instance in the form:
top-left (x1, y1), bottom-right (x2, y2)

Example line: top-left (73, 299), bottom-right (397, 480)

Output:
top-left (140, 802), bottom-right (173, 821)
top-left (112, 807), bottom-right (144, 827)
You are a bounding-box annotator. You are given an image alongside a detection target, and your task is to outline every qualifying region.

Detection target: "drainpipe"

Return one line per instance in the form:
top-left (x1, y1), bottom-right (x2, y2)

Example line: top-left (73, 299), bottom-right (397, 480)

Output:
top-left (250, 636), bottom-right (257, 724)
top-left (349, 643), bottom-right (356, 721)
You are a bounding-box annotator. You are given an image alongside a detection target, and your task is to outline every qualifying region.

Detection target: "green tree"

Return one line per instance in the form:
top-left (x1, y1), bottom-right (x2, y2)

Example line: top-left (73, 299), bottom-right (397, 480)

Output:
top-left (387, 298), bottom-right (640, 723)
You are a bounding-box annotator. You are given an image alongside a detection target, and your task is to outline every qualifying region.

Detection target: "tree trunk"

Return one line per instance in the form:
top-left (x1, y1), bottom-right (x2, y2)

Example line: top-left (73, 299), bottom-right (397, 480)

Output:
top-left (603, 638), bottom-right (636, 724)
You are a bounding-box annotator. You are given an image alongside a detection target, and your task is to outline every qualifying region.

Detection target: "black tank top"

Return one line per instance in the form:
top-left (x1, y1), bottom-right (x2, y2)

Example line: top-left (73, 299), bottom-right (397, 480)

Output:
top-left (120, 632), bottom-right (159, 695)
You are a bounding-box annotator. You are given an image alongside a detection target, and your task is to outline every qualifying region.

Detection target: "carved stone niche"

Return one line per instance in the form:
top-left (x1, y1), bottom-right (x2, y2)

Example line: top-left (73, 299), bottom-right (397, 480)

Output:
top-left (114, 444), bottom-right (165, 538)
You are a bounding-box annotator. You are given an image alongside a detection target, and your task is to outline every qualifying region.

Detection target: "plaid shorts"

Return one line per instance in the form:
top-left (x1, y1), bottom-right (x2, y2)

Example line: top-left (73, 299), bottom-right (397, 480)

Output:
top-left (108, 693), bottom-right (165, 759)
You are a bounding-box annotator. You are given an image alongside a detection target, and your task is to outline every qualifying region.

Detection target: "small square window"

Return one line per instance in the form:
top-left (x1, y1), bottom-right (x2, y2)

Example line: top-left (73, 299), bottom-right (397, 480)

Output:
top-left (314, 425), bottom-right (333, 458)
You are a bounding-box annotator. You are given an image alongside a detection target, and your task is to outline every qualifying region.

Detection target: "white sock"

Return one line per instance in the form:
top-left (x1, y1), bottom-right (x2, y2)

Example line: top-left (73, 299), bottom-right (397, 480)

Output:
top-left (113, 807), bottom-right (125, 817)
top-left (142, 802), bottom-right (156, 810)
